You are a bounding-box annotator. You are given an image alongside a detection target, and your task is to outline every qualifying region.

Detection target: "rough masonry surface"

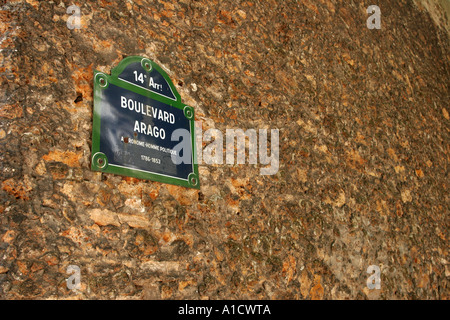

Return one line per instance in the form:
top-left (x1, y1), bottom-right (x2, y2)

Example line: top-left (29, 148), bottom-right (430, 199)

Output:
top-left (0, 0), bottom-right (448, 299)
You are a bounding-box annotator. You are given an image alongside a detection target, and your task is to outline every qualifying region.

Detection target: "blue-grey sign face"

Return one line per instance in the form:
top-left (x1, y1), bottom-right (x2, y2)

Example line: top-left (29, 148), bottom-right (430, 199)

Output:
top-left (91, 56), bottom-right (199, 189)
top-left (117, 61), bottom-right (177, 101)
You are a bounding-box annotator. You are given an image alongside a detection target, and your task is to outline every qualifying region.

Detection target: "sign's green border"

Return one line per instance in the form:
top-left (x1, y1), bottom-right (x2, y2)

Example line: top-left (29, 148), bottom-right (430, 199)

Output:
top-left (91, 56), bottom-right (199, 189)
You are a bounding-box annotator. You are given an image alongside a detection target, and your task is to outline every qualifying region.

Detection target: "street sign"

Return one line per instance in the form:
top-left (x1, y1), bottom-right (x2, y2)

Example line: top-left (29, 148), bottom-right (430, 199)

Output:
top-left (91, 56), bottom-right (199, 189)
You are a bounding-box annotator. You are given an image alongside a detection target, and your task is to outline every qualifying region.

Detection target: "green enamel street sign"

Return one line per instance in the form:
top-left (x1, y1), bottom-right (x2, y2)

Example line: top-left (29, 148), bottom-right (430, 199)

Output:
top-left (91, 56), bottom-right (199, 189)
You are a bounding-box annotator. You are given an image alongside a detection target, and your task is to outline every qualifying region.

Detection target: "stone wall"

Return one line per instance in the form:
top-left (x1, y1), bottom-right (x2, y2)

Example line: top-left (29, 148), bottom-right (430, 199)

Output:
top-left (414, 0), bottom-right (450, 34)
top-left (0, 0), bottom-right (448, 299)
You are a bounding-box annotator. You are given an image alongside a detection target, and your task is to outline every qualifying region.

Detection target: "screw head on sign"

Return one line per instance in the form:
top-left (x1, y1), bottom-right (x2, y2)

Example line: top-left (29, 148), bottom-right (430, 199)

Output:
top-left (190, 176), bottom-right (198, 186)
top-left (141, 59), bottom-right (152, 72)
top-left (98, 76), bottom-right (108, 87)
top-left (184, 106), bottom-right (194, 120)
top-left (93, 152), bottom-right (108, 170)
